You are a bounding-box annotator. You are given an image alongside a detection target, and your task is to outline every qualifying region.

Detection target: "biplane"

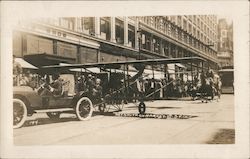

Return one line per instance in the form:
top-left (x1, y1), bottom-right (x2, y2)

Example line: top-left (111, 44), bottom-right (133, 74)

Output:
top-left (13, 56), bottom-right (205, 128)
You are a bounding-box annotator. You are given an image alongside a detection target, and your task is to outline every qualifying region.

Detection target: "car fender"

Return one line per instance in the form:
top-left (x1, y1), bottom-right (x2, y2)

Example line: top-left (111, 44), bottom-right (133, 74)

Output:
top-left (13, 86), bottom-right (43, 108)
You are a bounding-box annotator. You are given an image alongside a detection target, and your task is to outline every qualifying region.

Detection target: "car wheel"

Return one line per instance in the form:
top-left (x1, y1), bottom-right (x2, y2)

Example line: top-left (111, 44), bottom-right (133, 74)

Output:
top-left (46, 112), bottom-right (60, 119)
top-left (138, 102), bottom-right (146, 114)
top-left (75, 97), bottom-right (93, 121)
top-left (13, 98), bottom-right (27, 129)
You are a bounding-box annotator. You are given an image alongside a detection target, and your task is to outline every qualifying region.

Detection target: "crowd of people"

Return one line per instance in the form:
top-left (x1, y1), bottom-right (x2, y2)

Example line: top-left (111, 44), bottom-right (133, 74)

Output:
top-left (13, 57), bottom-right (221, 101)
top-left (132, 69), bottom-right (222, 100)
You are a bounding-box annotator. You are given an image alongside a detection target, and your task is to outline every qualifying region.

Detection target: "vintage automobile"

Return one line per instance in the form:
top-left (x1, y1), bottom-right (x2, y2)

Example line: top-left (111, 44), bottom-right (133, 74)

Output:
top-left (13, 73), bottom-right (105, 129)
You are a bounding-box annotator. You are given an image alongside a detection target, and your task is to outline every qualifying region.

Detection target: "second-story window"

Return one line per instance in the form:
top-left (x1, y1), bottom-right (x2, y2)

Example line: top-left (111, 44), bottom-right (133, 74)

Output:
top-left (100, 17), bottom-right (111, 41)
top-left (141, 32), bottom-right (151, 51)
top-left (128, 24), bottom-right (135, 48)
top-left (115, 18), bottom-right (124, 44)
top-left (82, 17), bottom-right (95, 36)
top-left (60, 18), bottom-right (74, 30)
top-left (183, 19), bottom-right (187, 31)
top-left (152, 36), bottom-right (160, 54)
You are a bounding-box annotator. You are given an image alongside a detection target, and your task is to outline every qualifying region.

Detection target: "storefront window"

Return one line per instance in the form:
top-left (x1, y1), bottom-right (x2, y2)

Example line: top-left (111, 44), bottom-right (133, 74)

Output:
top-left (115, 18), bottom-right (124, 44)
top-left (100, 17), bottom-right (111, 41)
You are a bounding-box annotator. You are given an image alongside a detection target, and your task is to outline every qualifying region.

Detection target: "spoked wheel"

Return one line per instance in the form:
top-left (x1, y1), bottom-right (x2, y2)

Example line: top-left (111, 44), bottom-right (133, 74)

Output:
top-left (115, 99), bottom-right (124, 111)
top-left (138, 102), bottom-right (146, 114)
top-left (46, 112), bottom-right (61, 119)
top-left (105, 99), bottom-right (124, 112)
top-left (13, 98), bottom-right (27, 129)
top-left (75, 97), bottom-right (93, 121)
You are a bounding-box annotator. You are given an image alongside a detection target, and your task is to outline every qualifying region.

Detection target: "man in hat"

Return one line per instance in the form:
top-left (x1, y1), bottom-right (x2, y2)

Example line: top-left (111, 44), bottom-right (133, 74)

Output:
top-left (13, 55), bottom-right (22, 86)
top-left (86, 74), bottom-right (96, 97)
top-left (39, 73), bottom-right (63, 97)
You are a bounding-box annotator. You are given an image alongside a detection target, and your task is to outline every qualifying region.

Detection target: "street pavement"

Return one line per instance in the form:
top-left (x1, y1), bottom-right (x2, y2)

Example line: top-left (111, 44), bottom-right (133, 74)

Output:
top-left (14, 94), bottom-right (234, 145)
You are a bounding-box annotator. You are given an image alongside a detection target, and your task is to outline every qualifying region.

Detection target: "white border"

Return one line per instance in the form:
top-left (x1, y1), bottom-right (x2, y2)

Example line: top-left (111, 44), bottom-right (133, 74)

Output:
top-left (1, 1), bottom-right (249, 158)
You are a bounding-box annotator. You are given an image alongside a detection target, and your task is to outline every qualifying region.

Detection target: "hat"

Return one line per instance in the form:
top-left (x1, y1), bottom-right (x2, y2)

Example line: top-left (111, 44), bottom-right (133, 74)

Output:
top-left (96, 78), bottom-right (101, 84)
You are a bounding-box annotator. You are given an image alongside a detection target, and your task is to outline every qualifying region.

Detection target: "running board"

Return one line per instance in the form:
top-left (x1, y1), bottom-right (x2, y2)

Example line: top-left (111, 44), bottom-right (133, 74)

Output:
top-left (34, 108), bottom-right (74, 113)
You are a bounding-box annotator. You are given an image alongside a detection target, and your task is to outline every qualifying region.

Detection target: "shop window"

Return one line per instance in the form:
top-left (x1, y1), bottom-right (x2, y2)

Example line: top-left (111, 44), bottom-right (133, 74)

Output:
top-left (128, 24), bottom-right (135, 48)
top-left (82, 17), bottom-right (95, 36)
top-left (115, 18), bottom-right (124, 44)
top-left (100, 17), bottom-right (111, 41)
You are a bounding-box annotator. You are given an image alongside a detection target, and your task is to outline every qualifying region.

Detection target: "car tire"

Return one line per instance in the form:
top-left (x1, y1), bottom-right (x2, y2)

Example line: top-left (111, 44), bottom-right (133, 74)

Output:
top-left (13, 98), bottom-right (27, 129)
top-left (46, 112), bottom-right (60, 119)
top-left (75, 97), bottom-right (93, 121)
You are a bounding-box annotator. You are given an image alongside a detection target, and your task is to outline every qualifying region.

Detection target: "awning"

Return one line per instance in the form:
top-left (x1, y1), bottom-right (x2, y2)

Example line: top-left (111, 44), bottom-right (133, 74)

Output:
top-left (168, 64), bottom-right (175, 74)
top-left (143, 69), bottom-right (165, 79)
top-left (15, 58), bottom-right (38, 69)
top-left (70, 67), bottom-right (104, 73)
top-left (175, 63), bottom-right (186, 68)
top-left (219, 69), bottom-right (233, 72)
top-left (60, 63), bottom-right (103, 73)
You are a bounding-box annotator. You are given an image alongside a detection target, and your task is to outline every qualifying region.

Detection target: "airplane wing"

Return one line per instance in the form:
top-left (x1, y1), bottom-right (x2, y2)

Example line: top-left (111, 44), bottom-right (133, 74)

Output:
top-left (41, 57), bottom-right (205, 71)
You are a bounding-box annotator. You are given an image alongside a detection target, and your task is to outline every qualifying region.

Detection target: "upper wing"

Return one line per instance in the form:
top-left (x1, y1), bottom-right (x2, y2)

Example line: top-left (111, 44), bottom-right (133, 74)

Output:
top-left (41, 57), bottom-right (205, 71)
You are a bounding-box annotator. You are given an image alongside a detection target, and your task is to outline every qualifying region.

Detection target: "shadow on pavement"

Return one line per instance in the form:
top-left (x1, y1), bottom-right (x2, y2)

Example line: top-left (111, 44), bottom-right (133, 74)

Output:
top-left (126, 106), bottom-right (181, 109)
top-left (23, 117), bottom-right (78, 128)
top-left (206, 129), bottom-right (235, 144)
top-left (114, 112), bottom-right (198, 120)
top-left (22, 111), bottom-right (119, 127)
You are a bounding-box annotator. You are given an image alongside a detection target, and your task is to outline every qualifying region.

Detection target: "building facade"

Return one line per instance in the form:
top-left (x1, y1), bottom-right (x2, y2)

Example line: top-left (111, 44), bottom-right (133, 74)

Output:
top-left (13, 15), bottom-right (219, 71)
top-left (217, 18), bottom-right (234, 68)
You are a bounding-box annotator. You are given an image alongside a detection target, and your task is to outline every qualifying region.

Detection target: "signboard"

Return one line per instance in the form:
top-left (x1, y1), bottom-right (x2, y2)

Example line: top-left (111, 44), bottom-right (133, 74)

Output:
top-left (57, 42), bottom-right (77, 58)
top-left (26, 35), bottom-right (53, 55)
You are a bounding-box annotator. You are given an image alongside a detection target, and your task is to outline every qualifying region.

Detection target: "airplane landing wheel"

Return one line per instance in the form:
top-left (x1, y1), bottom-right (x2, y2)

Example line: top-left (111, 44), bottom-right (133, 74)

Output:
top-left (76, 97), bottom-right (93, 121)
top-left (98, 103), bottom-right (106, 114)
top-left (46, 112), bottom-right (60, 119)
top-left (138, 102), bottom-right (146, 114)
top-left (13, 98), bottom-right (27, 129)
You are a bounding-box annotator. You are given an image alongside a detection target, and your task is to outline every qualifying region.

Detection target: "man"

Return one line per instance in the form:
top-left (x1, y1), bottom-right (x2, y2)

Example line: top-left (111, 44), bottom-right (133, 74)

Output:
top-left (13, 55), bottom-right (22, 86)
top-left (39, 73), bottom-right (63, 97)
top-left (76, 75), bottom-right (86, 93)
top-left (86, 74), bottom-right (96, 97)
top-left (93, 78), bottom-right (103, 98)
top-left (136, 76), bottom-right (145, 100)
